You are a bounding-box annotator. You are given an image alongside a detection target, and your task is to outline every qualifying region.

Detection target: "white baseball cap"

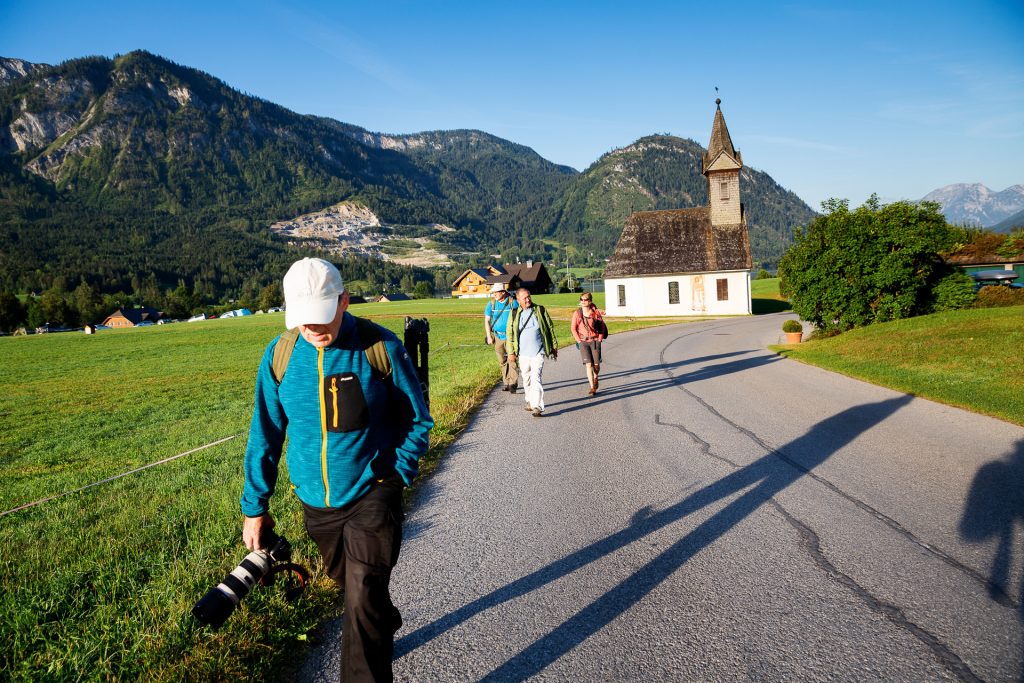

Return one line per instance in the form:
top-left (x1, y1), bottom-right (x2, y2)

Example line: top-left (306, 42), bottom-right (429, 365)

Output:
top-left (283, 258), bottom-right (345, 329)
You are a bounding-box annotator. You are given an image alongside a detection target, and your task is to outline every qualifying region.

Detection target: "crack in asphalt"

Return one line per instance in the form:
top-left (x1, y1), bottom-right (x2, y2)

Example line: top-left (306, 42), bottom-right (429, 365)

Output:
top-left (651, 319), bottom-right (1000, 682)
top-left (654, 412), bottom-right (983, 683)
top-left (772, 501), bottom-right (985, 683)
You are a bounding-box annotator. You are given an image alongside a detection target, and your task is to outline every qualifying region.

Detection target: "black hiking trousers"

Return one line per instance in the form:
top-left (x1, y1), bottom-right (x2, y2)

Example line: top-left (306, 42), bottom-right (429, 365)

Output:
top-left (303, 477), bottom-right (405, 683)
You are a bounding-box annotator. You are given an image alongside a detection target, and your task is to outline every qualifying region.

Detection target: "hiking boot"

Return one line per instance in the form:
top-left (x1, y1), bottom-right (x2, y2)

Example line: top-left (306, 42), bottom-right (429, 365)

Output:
top-left (532, 408), bottom-right (543, 417)
top-left (508, 384), bottom-right (517, 394)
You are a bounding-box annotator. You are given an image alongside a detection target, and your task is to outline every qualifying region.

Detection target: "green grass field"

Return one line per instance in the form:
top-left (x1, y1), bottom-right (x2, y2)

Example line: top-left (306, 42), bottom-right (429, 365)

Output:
top-left (0, 293), bottom-right (698, 681)
top-left (774, 307), bottom-right (1024, 426)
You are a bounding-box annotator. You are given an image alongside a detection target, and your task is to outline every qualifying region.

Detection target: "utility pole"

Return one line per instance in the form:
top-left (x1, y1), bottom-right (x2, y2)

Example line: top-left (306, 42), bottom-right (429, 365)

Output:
top-left (564, 246), bottom-right (574, 292)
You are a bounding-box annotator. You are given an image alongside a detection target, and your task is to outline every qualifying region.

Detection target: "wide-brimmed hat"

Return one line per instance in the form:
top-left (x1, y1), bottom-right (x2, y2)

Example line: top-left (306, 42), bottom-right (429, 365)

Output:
top-left (283, 258), bottom-right (345, 329)
top-left (490, 283), bottom-right (507, 293)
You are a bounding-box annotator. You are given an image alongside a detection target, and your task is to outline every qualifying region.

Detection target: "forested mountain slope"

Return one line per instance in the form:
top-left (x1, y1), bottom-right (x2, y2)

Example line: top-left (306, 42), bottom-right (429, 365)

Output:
top-left (0, 51), bottom-right (813, 295)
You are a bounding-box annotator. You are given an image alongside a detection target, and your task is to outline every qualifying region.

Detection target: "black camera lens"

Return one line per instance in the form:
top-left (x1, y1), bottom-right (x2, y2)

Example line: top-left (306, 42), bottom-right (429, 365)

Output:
top-left (192, 533), bottom-right (284, 629)
top-left (192, 585), bottom-right (237, 629)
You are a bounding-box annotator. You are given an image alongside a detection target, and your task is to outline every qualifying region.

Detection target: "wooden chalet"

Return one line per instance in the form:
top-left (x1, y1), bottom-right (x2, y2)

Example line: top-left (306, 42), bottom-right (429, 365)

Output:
top-left (484, 272), bottom-right (522, 294)
top-left (451, 265), bottom-right (505, 298)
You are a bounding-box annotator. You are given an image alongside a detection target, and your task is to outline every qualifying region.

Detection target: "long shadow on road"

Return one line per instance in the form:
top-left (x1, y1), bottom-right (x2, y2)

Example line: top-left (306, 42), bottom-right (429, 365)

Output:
top-left (543, 349), bottom-right (758, 393)
top-left (395, 394), bottom-right (914, 680)
top-left (547, 352), bottom-right (778, 417)
top-left (959, 438), bottom-right (1024, 681)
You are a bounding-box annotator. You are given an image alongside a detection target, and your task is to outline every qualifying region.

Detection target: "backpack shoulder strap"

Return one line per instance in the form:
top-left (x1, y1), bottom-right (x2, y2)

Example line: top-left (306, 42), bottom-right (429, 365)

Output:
top-left (270, 320), bottom-right (392, 384)
top-left (355, 317), bottom-right (392, 381)
top-left (271, 328), bottom-right (300, 384)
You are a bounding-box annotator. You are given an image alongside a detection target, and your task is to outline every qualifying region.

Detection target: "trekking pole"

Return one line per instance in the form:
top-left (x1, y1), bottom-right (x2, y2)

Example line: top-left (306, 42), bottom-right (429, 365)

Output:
top-left (403, 317), bottom-right (430, 409)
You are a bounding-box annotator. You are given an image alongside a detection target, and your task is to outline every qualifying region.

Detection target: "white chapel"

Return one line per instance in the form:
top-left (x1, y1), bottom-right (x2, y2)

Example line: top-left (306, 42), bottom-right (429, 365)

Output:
top-left (603, 99), bottom-right (753, 317)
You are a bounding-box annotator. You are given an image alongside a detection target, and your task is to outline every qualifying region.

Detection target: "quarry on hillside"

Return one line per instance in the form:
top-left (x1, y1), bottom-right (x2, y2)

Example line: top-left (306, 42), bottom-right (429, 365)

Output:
top-left (268, 202), bottom-right (455, 267)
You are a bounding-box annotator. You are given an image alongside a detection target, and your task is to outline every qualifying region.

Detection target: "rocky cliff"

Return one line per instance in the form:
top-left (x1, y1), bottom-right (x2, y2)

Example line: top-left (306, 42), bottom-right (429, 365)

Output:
top-left (922, 183), bottom-right (1024, 228)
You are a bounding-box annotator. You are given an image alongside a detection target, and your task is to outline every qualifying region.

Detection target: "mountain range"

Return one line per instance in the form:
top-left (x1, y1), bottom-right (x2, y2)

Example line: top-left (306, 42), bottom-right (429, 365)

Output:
top-left (921, 183), bottom-right (1024, 230)
top-left (0, 51), bottom-right (815, 296)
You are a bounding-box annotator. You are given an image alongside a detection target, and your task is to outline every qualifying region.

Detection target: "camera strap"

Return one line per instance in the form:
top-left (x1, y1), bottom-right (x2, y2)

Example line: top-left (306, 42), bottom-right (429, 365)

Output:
top-left (262, 562), bottom-right (311, 603)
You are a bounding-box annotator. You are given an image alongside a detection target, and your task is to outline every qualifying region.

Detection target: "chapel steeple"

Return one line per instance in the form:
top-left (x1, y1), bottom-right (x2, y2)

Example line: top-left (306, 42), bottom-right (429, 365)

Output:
top-left (702, 98), bottom-right (743, 226)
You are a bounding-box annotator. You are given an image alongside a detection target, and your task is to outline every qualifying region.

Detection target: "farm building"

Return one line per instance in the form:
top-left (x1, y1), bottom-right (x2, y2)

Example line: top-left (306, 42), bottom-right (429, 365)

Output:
top-left (101, 306), bottom-right (163, 328)
top-left (945, 241), bottom-right (1024, 283)
top-left (452, 262), bottom-right (553, 298)
top-left (501, 261), bottom-right (553, 294)
top-left (603, 99), bottom-right (752, 317)
top-left (375, 292), bottom-right (411, 303)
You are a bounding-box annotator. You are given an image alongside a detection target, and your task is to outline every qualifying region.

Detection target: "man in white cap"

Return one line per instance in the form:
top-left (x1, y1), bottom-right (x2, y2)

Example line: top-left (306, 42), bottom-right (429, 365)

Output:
top-left (483, 282), bottom-right (519, 392)
top-left (241, 257), bottom-right (433, 682)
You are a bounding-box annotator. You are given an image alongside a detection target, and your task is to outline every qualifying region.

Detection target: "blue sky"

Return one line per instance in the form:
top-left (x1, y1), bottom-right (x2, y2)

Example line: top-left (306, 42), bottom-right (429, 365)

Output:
top-left (2, 0), bottom-right (1022, 209)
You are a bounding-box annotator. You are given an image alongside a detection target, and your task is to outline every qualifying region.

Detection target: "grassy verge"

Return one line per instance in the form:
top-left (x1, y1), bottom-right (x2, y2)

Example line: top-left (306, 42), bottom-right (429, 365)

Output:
top-left (773, 307), bottom-right (1024, 426)
top-left (750, 277), bottom-right (790, 314)
top-left (0, 294), bottom-right (695, 681)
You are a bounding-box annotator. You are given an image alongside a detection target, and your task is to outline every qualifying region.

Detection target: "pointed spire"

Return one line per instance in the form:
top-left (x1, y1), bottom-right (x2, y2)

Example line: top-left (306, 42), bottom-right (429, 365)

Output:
top-left (708, 97), bottom-right (735, 155)
top-left (702, 98), bottom-right (742, 174)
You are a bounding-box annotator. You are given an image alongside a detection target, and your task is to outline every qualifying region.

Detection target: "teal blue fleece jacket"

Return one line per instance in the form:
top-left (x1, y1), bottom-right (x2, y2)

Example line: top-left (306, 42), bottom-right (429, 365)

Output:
top-left (241, 312), bottom-right (433, 516)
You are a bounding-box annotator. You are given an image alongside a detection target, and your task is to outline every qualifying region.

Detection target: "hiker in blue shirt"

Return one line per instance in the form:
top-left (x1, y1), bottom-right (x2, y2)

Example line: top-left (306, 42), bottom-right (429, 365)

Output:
top-left (484, 283), bottom-right (519, 393)
top-left (241, 257), bottom-right (433, 683)
top-left (506, 288), bottom-right (558, 417)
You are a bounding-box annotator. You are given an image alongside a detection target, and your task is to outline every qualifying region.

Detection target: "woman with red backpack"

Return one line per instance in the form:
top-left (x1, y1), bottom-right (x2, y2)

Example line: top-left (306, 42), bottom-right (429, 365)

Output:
top-left (570, 293), bottom-right (608, 396)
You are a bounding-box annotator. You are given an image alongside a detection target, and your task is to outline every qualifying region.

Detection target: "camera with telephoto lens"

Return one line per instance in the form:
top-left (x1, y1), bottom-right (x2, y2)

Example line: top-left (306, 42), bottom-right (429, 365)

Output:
top-left (192, 530), bottom-right (308, 629)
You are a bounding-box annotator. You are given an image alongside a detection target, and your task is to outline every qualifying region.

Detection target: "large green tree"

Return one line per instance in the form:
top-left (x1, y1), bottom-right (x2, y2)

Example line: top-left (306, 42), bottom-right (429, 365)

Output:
top-left (0, 291), bottom-right (26, 332)
top-left (779, 197), bottom-right (958, 333)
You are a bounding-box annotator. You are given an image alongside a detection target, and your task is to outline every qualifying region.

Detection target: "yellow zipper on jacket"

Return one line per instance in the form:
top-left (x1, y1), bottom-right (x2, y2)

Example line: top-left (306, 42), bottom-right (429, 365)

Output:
top-left (318, 347), bottom-right (330, 506)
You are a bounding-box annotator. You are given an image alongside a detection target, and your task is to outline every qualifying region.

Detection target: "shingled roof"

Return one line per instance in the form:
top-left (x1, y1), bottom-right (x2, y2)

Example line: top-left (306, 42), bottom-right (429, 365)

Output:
top-left (502, 262), bottom-right (553, 293)
top-left (603, 208), bottom-right (752, 278)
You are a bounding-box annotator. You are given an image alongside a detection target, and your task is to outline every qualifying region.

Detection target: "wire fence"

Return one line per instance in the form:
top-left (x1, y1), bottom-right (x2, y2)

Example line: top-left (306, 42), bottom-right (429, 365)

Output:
top-left (3, 334), bottom-right (497, 518)
top-left (0, 435), bottom-right (240, 518)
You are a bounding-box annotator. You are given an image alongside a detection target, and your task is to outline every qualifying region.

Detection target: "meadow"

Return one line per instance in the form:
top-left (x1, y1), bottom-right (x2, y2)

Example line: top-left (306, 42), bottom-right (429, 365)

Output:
top-left (0, 292), bottom-right (698, 681)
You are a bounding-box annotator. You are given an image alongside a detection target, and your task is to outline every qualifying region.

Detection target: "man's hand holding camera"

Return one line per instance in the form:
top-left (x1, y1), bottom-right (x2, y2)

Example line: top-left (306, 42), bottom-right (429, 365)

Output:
top-left (244, 513), bottom-right (275, 551)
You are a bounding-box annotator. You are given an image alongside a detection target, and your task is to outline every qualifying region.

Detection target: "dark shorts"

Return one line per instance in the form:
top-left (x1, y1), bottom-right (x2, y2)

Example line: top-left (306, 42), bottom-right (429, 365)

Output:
top-left (579, 340), bottom-right (602, 365)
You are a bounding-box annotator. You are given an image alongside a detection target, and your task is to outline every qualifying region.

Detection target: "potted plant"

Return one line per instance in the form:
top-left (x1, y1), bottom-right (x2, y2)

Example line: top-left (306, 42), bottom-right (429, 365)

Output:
top-left (782, 319), bottom-right (803, 343)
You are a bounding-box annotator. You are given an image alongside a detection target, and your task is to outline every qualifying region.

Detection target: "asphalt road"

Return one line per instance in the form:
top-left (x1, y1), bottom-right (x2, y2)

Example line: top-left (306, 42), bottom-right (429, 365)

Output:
top-left (302, 313), bottom-right (1024, 682)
